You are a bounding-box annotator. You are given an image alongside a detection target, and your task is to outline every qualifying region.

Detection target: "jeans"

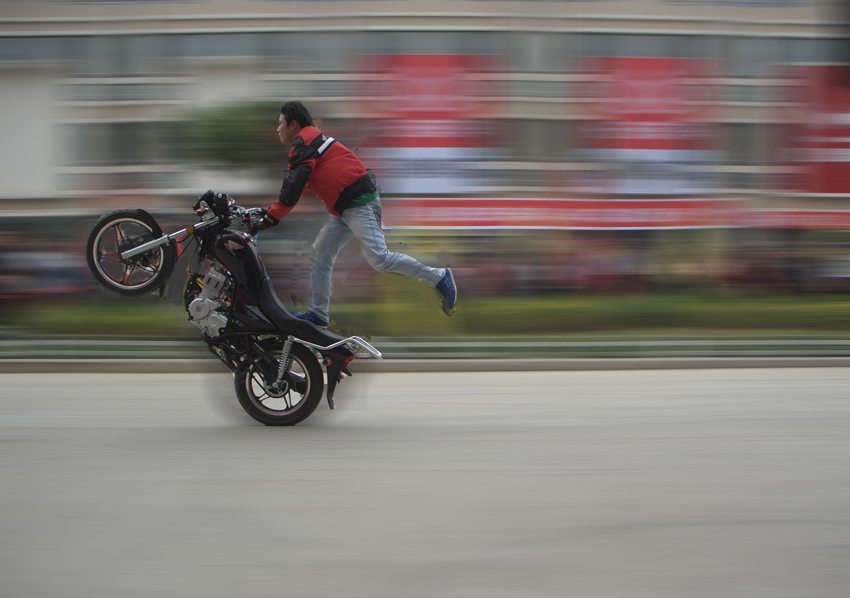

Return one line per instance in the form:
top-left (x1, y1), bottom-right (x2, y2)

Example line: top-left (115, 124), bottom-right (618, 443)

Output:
top-left (308, 197), bottom-right (444, 322)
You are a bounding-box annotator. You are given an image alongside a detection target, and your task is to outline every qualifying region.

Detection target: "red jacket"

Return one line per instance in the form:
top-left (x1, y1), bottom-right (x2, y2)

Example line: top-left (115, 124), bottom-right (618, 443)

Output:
top-left (268, 126), bottom-right (375, 219)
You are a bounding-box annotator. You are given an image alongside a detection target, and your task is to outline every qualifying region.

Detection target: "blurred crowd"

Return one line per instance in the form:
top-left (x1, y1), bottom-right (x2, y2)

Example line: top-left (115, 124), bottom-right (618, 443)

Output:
top-left (6, 216), bottom-right (846, 311)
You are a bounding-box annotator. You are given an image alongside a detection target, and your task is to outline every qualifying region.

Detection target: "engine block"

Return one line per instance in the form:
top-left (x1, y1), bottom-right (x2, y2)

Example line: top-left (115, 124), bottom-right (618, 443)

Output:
top-left (188, 265), bottom-right (231, 337)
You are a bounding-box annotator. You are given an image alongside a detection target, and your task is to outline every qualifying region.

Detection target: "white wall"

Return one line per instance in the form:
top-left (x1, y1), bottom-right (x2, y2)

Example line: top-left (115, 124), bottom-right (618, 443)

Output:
top-left (0, 69), bottom-right (56, 199)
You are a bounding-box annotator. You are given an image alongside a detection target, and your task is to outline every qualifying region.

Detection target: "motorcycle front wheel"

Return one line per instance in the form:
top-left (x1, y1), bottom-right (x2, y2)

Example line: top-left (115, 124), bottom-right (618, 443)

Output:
top-left (235, 340), bottom-right (324, 426)
top-left (86, 209), bottom-right (175, 296)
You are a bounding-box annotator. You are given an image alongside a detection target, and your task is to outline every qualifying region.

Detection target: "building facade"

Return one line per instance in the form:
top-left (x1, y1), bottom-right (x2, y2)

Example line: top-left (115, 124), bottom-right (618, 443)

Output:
top-left (0, 0), bottom-right (847, 215)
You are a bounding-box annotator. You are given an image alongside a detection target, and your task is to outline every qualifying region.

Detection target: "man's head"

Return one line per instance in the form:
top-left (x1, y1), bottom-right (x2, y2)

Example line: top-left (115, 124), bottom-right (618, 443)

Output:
top-left (278, 101), bottom-right (313, 145)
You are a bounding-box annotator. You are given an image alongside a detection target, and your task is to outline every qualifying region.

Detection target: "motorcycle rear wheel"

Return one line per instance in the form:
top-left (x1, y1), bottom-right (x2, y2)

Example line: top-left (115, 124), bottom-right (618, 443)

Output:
top-left (86, 209), bottom-right (175, 296)
top-left (235, 340), bottom-right (324, 426)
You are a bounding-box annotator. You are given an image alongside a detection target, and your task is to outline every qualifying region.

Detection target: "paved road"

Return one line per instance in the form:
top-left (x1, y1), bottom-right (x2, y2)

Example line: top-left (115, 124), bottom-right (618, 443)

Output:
top-left (2, 368), bottom-right (850, 598)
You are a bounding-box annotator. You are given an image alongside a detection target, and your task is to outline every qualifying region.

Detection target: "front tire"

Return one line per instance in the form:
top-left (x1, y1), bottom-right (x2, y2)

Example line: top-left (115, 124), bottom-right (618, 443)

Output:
top-left (235, 340), bottom-right (324, 426)
top-left (85, 209), bottom-right (175, 296)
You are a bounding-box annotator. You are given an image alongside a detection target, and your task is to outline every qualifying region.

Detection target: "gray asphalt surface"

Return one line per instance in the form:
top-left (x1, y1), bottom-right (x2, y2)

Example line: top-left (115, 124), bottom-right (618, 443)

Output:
top-left (2, 368), bottom-right (850, 598)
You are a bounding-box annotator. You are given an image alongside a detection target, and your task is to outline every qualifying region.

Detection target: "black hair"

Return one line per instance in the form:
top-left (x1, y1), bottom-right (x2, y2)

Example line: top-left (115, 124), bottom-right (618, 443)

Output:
top-left (280, 101), bottom-right (313, 128)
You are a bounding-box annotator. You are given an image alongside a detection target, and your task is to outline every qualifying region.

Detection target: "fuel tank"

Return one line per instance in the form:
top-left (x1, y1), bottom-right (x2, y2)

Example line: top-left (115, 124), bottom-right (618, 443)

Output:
top-left (212, 232), bottom-right (268, 298)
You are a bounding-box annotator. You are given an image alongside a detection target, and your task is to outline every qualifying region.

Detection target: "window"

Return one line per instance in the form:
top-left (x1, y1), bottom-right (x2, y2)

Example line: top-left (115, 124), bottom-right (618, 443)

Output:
top-left (0, 37), bottom-right (79, 62)
top-left (725, 123), bottom-right (763, 166)
top-left (511, 120), bottom-right (567, 161)
top-left (722, 37), bottom-right (767, 78)
top-left (65, 122), bottom-right (155, 166)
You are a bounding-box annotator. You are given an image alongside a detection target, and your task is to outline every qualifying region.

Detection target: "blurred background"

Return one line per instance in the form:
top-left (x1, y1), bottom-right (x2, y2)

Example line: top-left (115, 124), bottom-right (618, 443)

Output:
top-left (1, 0), bottom-right (850, 358)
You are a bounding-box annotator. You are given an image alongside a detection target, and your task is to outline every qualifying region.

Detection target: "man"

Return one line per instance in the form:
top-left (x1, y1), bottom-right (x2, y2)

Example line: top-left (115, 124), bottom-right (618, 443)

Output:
top-left (254, 101), bottom-right (457, 328)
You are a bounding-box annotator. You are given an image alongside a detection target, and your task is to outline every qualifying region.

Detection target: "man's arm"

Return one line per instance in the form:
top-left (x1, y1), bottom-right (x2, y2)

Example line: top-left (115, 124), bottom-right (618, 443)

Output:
top-left (265, 136), bottom-right (321, 222)
top-left (268, 163), bottom-right (313, 221)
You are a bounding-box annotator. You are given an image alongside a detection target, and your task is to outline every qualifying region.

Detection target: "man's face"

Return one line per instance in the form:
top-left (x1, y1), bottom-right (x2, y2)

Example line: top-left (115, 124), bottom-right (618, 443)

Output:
top-left (277, 114), bottom-right (299, 145)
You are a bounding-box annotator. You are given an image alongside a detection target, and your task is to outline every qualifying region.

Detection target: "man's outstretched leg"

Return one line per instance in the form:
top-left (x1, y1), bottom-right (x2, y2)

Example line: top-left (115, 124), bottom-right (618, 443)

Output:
top-left (343, 199), bottom-right (458, 314)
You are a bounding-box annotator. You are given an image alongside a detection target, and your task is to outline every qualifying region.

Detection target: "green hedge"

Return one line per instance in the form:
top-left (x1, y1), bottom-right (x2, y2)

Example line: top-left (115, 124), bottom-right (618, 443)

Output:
top-left (5, 292), bottom-right (848, 338)
top-left (333, 293), bottom-right (850, 337)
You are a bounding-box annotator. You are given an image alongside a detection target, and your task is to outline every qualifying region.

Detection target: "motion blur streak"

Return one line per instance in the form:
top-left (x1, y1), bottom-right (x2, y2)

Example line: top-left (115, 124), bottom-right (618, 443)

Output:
top-left (1, 4), bottom-right (849, 334)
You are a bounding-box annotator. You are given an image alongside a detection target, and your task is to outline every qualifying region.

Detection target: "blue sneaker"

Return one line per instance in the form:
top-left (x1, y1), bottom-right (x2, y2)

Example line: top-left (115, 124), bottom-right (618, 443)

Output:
top-left (435, 268), bottom-right (457, 315)
top-left (292, 310), bottom-right (329, 329)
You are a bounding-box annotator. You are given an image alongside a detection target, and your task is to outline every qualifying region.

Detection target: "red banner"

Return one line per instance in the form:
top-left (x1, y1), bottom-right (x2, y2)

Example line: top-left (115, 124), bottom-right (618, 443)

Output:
top-left (357, 54), bottom-right (500, 149)
top-left (742, 210), bottom-right (850, 230)
top-left (578, 57), bottom-right (719, 195)
top-left (381, 198), bottom-right (740, 230)
top-left (380, 198), bottom-right (850, 230)
top-left (797, 66), bottom-right (850, 194)
top-left (582, 57), bottom-right (717, 154)
top-left (353, 54), bottom-right (503, 195)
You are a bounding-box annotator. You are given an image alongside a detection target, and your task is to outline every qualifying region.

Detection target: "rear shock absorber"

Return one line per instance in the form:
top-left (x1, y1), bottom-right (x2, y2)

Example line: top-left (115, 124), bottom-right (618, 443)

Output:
top-left (275, 335), bottom-right (294, 385)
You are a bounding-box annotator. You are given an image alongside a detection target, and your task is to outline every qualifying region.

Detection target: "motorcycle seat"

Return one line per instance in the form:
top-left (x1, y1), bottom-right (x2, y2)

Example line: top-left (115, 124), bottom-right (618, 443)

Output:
top-left (258, 277), bottom-right (354, 354)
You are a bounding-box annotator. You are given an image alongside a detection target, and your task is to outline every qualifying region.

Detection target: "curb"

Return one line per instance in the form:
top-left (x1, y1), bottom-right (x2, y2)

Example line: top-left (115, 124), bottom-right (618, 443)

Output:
top-left (3, 357), bottom-right (850, 374)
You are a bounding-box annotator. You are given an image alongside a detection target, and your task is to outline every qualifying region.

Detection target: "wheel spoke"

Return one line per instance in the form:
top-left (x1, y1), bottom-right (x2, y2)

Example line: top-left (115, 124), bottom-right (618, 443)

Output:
top-left (236, 344), bottom-right (322, 423)
top-left (99, 254), bottom-right (124, 264)
top-left (252, 373), bottom-right (273, 404)
top-left (136, 263), bottom-right (156, 275)
top-left (120, 264), bottom-right (136, 285)
top-left (244, 356), bottom-right (316, 415)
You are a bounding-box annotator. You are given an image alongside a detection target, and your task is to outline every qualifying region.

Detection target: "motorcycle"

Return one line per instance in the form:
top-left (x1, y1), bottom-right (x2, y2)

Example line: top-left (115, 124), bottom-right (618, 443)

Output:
top-left (84, 190), bottom-right (382, 426)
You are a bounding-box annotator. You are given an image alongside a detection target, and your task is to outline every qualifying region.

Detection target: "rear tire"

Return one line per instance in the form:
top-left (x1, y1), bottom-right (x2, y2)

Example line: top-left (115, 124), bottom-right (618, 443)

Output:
top-left (85, 209), bottom-right (175, 296)
top-left (234, 340), bottom-right (324, 426)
